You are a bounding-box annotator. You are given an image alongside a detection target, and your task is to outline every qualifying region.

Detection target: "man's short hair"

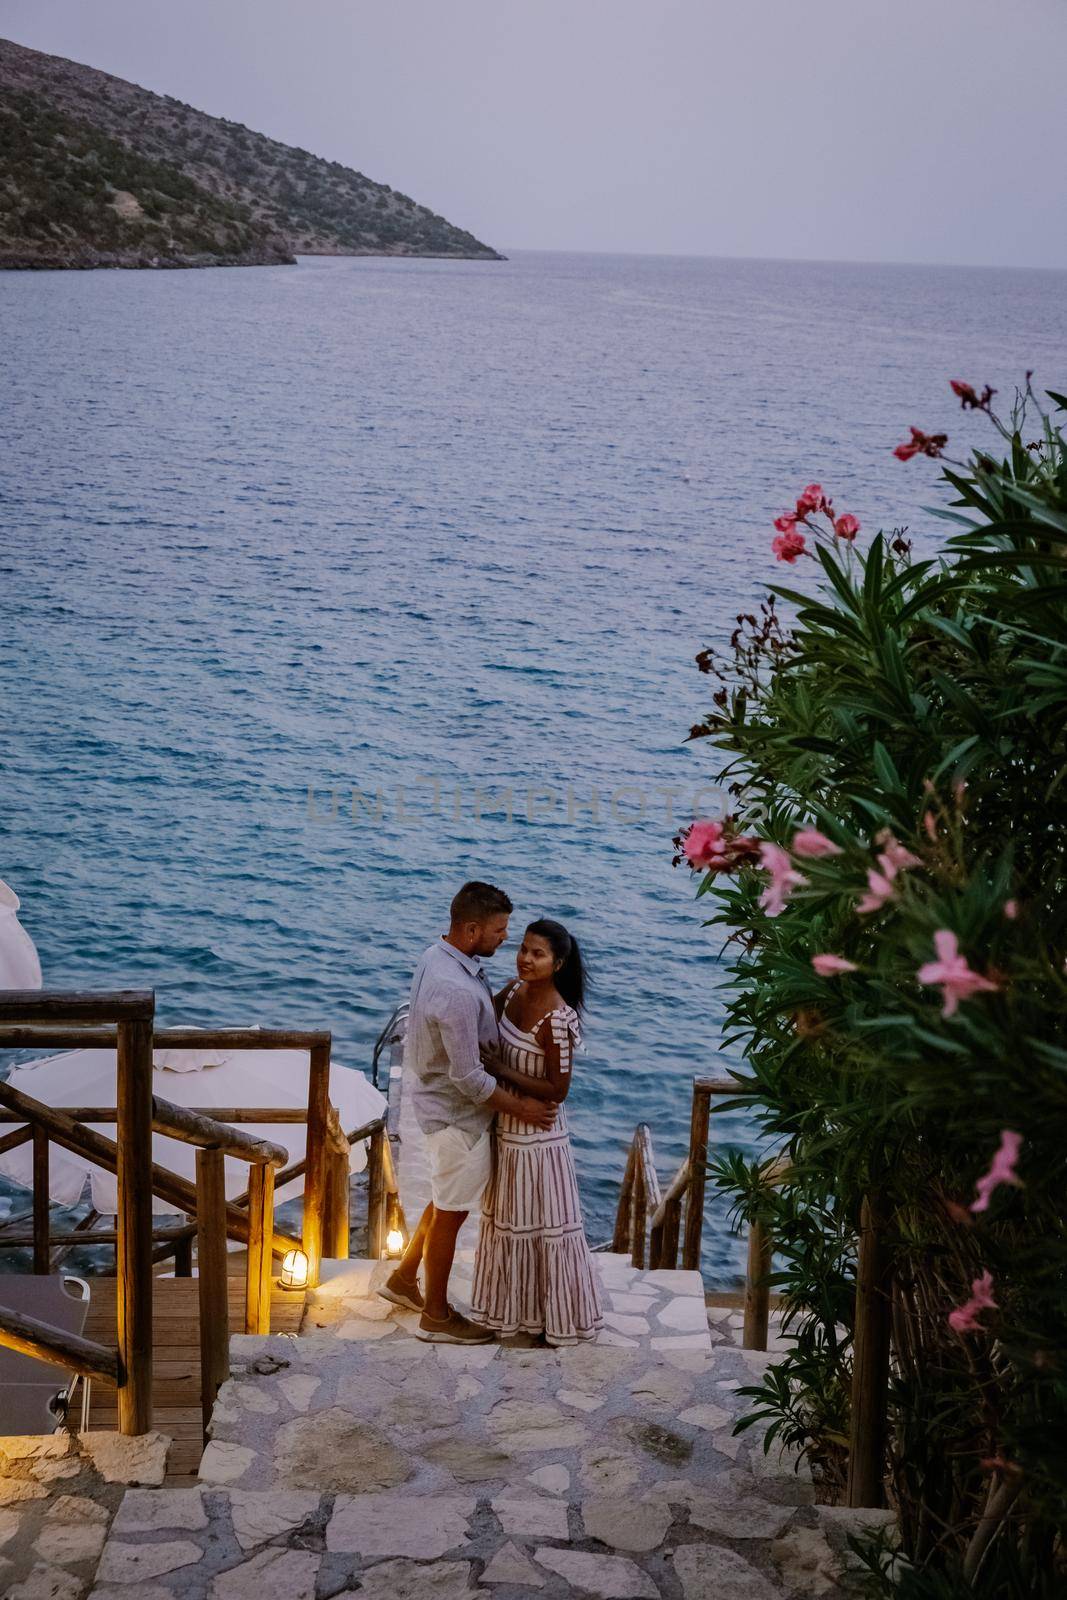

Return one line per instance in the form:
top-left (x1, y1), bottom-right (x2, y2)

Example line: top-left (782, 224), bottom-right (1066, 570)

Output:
top-left (450, 881), bottom-right (513, 924)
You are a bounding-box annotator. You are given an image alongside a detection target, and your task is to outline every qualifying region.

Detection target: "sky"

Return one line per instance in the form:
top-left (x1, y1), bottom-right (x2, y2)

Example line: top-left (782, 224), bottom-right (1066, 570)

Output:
top-left (3, 0), bottom-right (1066, 268)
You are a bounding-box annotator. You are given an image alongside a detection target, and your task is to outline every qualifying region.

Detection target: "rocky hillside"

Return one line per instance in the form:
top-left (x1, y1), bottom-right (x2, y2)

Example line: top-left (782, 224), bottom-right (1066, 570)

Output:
top-left (0, 37), bottom-right (502, 269)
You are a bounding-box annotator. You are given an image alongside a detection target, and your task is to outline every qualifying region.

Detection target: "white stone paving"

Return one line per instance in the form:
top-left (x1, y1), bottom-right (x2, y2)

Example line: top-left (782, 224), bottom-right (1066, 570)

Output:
top-left (80, 1253), bottom-right (887, 1599)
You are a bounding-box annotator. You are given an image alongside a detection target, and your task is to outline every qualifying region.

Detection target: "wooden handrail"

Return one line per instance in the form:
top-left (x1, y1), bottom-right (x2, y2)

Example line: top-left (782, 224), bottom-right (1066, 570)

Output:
top-left (0, 991), bottom-right (153, 1023)
top-left (649, 1156), bottom-right (690, 1270)
top-left (151, 1097), bottom-right (289, 1167)
top-left (0, 1078), bottom-right (300, 1257)
top-left (0, 1125), bottom-right (33, 1155)
top-left (611, 1124), bottom-right (661, 1269)
top-left (0, 1225), bottom-right (191, 1248)
top-left (0, 1024), bottom-right (331, 1048)
top-left (650, 1157), bottom-right (691, 1230)
top-left (325, 1105), bottom-right (351, 1157)
top-left (0, 1108), bottom-right (316, 1124)
top-left (0, 1303), bottom-right (120, 1384)
top-left (149, 1114), bottom-right (384, 1268)
top-left (610, 1077), bottom-right (782, 1317)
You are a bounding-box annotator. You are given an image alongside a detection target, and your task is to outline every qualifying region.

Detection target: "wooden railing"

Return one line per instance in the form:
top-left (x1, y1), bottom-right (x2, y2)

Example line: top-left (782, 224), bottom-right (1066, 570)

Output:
top-left (0, 990), bottom-right (155, 1434)
top-left (609, 1074), bottom-right (894, 1509)
top-left (611, 1077), bottom-right (753, 1276)
top-left (0, 1024), bottom-right (346, 1288)
top-left (0, 998), bottom-right (363, 1438)
top-left (611, 1079), bottom-right (783, 1348)
top-left (611, 1124), bottom-right (661, 1269)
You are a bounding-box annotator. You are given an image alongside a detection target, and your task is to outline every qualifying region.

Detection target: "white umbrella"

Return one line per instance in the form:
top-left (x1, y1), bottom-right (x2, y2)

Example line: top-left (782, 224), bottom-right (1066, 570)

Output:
top-left (0, 1044), bottom-right (386, 1213)
top-left (0, 879), bottom-right (42, 989)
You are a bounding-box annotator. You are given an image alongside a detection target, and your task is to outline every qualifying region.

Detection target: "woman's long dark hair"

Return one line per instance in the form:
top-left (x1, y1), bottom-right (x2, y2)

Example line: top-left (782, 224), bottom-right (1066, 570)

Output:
top-left (526, 918), bottom-right (588, 1015)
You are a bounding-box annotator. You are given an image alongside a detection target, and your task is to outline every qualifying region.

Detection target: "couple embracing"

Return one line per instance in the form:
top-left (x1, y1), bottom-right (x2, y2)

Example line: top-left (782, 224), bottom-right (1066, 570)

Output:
top-left (380, 880), bottom-right (604, 1346)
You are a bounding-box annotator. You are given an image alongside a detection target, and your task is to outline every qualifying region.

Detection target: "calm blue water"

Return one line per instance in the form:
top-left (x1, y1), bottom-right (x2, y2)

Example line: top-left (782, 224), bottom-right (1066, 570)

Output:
top-left (1, 251), bottom-right (1065, 1283)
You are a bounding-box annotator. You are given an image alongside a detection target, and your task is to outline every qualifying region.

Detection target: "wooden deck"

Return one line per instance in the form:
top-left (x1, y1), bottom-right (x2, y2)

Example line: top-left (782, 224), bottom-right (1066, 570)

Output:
top-left (80, 1258), bottom-right (306, 1480)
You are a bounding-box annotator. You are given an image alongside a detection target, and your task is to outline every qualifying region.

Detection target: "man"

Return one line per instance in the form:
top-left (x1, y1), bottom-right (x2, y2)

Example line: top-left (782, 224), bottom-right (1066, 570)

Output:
top-left (379, 880), bottom-right (557, 1344)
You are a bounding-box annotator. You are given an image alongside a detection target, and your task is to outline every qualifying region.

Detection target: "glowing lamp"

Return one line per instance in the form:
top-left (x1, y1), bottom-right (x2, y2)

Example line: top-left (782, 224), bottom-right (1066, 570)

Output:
top-left (280, 1249), bottom-right (309, 1291)
top-left (385, 1228), bottom-right (405, 1258)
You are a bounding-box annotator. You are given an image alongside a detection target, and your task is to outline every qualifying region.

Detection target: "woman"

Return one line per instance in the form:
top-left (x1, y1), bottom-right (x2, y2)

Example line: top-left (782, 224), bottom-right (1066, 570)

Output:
top-left (470, 918), bottom-right (604, 1345)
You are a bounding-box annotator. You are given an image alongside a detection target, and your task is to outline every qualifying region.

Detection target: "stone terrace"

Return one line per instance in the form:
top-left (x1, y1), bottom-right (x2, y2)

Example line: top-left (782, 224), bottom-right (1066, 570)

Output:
top-left (63, 1253), bottom-right (894, 1600)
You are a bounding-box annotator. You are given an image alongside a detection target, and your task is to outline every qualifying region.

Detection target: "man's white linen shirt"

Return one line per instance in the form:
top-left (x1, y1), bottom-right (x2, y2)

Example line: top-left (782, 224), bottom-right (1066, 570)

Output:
top-left (406, 936), bottom-right (500, 1136)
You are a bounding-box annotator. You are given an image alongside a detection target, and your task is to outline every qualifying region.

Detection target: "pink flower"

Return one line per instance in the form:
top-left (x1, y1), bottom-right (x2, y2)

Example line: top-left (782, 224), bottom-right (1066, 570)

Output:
top-left (923, 811), bottom-right (938, 841)
top-left (774, 513), bottom-right (799, 534)
top-left (792, 828), bottom-right (842, 859)
top-left (855, 838), bottom-right (922, 914)
top-left (918, 930), bottom-right (1000, 1018)
top-left (856, 866), bottom-right (895, 915)
top-left (758, 841), bottom-right (808, 918)
top-left (811, 953), bottom-right (858, 976)
top-left (683, 819), bottom-right (729, 871)
top-left (1003, 899), bottom-right (1018, 920)
top-left (875, 831), bottom-right (923, 873)
top-left (970, 1130), bottom-right (1023, 1214)
top-left (948, 1270), bottom-right (997, 1335)
top-left (834, 513), bottom-right (861, 541)
top-left (796, 483), bottom-right (827, 516)
top-left (772, 529), bottom-right (807, 564)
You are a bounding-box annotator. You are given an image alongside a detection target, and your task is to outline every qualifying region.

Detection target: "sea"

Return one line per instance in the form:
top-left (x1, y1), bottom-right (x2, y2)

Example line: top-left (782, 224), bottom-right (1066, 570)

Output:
top-left (2, 249), bottom-right (1065, 1284)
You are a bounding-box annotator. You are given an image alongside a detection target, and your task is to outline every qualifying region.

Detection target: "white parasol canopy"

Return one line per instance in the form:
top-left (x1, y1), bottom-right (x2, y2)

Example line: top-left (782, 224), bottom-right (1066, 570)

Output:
top-left (0, 878), bottom-right (42, 989)
top-left (0, 1044), bottom-right (386, 1213)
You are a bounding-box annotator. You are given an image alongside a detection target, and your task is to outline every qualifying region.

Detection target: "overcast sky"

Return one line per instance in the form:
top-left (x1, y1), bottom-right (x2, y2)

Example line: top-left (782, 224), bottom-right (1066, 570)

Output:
top-left (4, 0), bottom-right (1065, 267)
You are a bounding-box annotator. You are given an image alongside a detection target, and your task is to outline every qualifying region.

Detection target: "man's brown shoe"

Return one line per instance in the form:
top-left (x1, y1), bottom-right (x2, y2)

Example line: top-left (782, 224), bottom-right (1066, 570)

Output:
top-left (415, 1308), bottom-right (495, 1345)
top-left (377, 1271), bottom-right (424, 1314)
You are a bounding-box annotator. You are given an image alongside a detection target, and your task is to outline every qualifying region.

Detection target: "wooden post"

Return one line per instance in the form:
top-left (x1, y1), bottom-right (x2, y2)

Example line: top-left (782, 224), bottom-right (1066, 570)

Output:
top-left (301, 1040), bottom-right (331, 1288)
top-left (323, 1147), bottom-right (351, 1260)
top-left (847, 1195), bottom-right (892, 1508)
top-left (660, 1197), bottom-right (679, 1272)
top-left (116, 1014), bottom-right (154, 1435)
top-left (743, 1217), bottom-right (773, 1350)
top-left (195, 1148), bottom-right (230, 1430)
top-left (612, 1142), bottom-right (637, 1254)
top-left (630, 1174), bottom-right (647, 1270)
top-left (174, 1229), bottom-right (193, 1278)
top-left (367, 1124), bottom-right (386, 1259)
top-left (245, 1163), bottom-right (275, 1336)
top-left (32, 1127), bottom-right (50, 1274)
top-left (682, 1083), bottom-right (711, 1271)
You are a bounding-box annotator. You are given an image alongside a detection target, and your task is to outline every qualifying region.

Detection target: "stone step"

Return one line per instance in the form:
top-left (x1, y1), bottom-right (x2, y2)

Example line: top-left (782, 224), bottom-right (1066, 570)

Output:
top-left (305, 1252), bottom-right (713, 1359)
top-left (87, 1481), bottom-right (894, 1599)
top-left (74, 1267), bottom-right (888, 1600)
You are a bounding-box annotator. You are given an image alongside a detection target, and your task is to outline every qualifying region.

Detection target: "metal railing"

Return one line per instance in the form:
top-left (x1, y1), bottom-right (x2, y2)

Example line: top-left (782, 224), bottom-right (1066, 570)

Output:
top-left (371, 1002), bottom-right (408, 1090)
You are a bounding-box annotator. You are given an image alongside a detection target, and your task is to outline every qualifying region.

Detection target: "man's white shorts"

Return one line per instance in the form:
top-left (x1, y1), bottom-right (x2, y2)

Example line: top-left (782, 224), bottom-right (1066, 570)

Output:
top-left (425, 1124), bottom-right (493, 1212)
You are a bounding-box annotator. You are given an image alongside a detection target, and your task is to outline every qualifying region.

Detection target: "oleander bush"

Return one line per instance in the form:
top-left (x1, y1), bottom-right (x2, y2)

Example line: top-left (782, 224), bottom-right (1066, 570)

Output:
top-left (682, 380), bottom-right (1067, 1596)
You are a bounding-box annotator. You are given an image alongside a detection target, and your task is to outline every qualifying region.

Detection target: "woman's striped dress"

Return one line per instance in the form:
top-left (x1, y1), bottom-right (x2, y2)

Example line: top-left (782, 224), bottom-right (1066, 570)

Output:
top-left (470, 994), bottom-right (604, 1345)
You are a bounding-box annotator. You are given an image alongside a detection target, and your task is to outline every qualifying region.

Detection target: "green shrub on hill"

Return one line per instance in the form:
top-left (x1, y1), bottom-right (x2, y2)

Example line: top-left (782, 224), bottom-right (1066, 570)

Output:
top-left (0, 90), bottom-right (288, 263)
